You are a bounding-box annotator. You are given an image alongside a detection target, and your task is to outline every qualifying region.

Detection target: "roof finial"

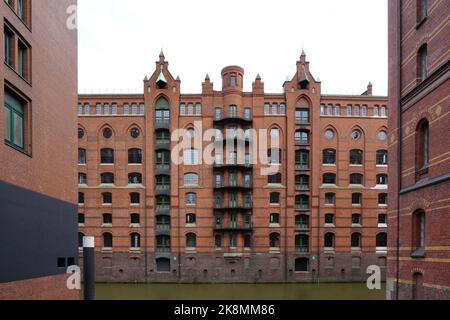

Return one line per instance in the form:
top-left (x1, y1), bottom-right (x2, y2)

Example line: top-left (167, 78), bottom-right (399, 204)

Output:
top-left (256, 74), bottom-right (262, 81)
top-left (159, 47), bottom-right (165, 62)
top-left (205, 74), bottom-right (210, 82)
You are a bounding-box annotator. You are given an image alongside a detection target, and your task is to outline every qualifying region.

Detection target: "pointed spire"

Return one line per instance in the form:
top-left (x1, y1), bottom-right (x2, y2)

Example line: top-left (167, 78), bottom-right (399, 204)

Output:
top-left (256, 74), bottom-right (262, 81)
top-left (205, 74), bottom-right (210, 82)
top-left (176, 75), bottom-right (181, 81)
top-left (159, 49), bottom-right (165, 63)
top-left (144, 75), bottom-right (148, 81)
top-left (300, 49), bottom-right (307, 63)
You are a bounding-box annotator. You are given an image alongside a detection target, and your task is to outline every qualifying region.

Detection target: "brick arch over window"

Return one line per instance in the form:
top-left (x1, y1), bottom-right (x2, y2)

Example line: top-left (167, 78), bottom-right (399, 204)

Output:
top-left (154, 96), bottom-right (170, 109)
top-left (97, 123), bottom-right (116, 137)
top-left (126, 123), bottom-right (144, 136)
top-left (296, 96), bottom-right (312, 108)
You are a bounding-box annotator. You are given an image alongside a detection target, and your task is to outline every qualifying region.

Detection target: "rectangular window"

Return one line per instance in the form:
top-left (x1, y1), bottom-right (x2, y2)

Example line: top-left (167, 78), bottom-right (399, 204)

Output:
top-left (4, 28), bottom-right (13, 67)
top-left (335, 105), bottom-right (341, 116)
top-left (96, 104), bottom-right (102, 115)
top-left (272, 103), bottom-right (278, 115)
top-left (230, 76), bottom-right (237, 87)
top-left (131, 103), bottom-right (138, 115)
top-left (103, 104), bottom-right (110, 115)
top-left (180, 103), bottom-right (186, 115)
top-left (187, 104), bottom-right (194, 115)
top-left (112, 103), bottom-right (117, 115)
top-left (347, 105), bottom-right (353, 116)
top-left (264, 104), bottom-right (270, 115)
top-left (139, 103), bottom-right (145, 115)
top-left (280, 104), bottom-right (286, 114)
top-left (124, 104), bottom-right (130, 115)
top-left (18, 42), bottom-right (27, 79)
top-left (320, 104), bottom-right (325, 115)
top-left (4, 92), bottom-right (25, 150)
top-left (195, 104), bottom-right (202, 115)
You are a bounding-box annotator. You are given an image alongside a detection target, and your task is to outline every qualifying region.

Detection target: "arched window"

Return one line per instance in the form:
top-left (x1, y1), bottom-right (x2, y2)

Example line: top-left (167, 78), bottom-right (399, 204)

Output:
top-left (323, 173), bottom-right (336, 185)
top-left (270, 213), bottom-right (280, 224)
top-left (376, 150), bottom-right (388, 165)
top-left (376, 174), bottom-right (388, 185)
top-left (295, 195), bottom-right (309, 210)
top-left (270, 233), bottom-right (280, 248)
top-left (78, 232), bottom-right (84, 248)
top-left (78, 148), bottom-right (86, 164)
top-left (350, 150), bottom-right (363, 165)
top-left (350, 173), bottom-right (364, 185)
top-left (381, 107), bottom-right (387, 117)
top-left (130, 192), bottom-right (140, 204)
top-left (214, 194), bottom-right (223, 208)
top-left (78, 128), bottom-right (85, 139)
top-left (101, 173), bottom-right (115, 184)
top-left (155, 98), bottom-right (170, 122)
top-left (184, 173), bottom-right (199, 186)
top-left (78, 173), bottom-right (87, 185)
top-left (101, 148), bottom-right (114, 164)
top-left (374, 106), bottom-right (380, 117)
top-left (351, 233), bottom-right (362, 248)
top-left (214, 108), bottom-right (222, 120)
top-left (102, 192), bottom-right (112, 204)
top-left (130, 233), bottom-right (141, 248)
top-left (325, 193), bottom-right (335, 205)
top-left (376, 233), bottom-right (387, 248)
top-left (186, 193), bottom-right (197, 205)
top-left (128, 148), bottom-right (142, 164)
top-left (325, 214), bottom-right (334, 225)
top-left (323, 149), bottom-right (336, 165)
top-left (418, 44), bottom-right (428, 82)
top-left (186, 233), bottom-right (197, 248)
top-left (324, 233), bottom-right (335, 248)
top-left (128, 173), bottom-right (142, 184)
top-left (130, 214), bottom-right (140, 224)
top-left (103, 233), bottom-right (113, 248)
top-left (102, 213), bottom-right (112, 225)
top-left (270, 192), bottom-right (280, 205)
top-left (184, 149), bottom-right (199, 165)
top-left (379, 194), bottom-right (388, 206)
top-left (354, 105), bottom-right (360, 117)
top-left (102, 127), bottom-right (113, 139)
top-left (416, 119), bottom-right (429, 173)
top-left (412, 210), bottom-right (426, 255)
top-left (352, 193), bottom-right (362, 205)
top-left (186, 214), bottom-right (196, 224)
top-left (295, 258), bottom-right (309, 272)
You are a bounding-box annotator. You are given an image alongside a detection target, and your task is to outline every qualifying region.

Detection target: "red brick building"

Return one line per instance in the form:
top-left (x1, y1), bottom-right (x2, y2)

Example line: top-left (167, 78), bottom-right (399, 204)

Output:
top-left (77, 51), bottom-right (388, 283)
top-left (0, 0), bottom-right (79, 299)
top-left (387, 0), bottom-right (450, 299)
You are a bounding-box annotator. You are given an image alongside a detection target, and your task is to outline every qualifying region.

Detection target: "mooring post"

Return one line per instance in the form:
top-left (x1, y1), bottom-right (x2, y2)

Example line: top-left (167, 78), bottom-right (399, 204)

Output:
top-left (83, 236), bottom-right (95, 301)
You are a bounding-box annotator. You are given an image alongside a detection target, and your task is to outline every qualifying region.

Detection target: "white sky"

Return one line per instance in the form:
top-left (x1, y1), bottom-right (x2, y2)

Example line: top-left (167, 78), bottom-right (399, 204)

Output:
top-left (78, 0), bottom-right (388, 96)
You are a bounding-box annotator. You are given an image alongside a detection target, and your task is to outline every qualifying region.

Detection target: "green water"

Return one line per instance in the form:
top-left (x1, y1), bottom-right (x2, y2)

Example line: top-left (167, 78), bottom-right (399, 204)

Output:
top-left (90, 283), bottom-right (386, 300)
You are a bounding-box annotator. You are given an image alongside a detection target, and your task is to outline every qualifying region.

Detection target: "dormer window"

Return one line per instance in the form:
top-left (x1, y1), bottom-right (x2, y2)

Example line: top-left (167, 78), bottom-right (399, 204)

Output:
top-left (299, 79), bottom-right (309, 90)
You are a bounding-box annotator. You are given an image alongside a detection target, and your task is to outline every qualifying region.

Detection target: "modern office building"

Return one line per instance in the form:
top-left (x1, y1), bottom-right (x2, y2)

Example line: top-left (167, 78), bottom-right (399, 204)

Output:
top-left (387, 0), bottom-right (450, 299)
top-left (0, 0), bottom-right (78, 299)
top-left (77, 51), bottom-right (388, 283)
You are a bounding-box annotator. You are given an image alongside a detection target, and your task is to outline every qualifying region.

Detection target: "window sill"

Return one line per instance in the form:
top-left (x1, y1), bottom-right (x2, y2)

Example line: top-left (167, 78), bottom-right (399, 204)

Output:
top-left (130, 224), bottom-right (141, 228)
top-left (411, 248), bottom-right (426, 259)
top-left (4, 141), bottom-right (31, 158)
top-left (269, 223), bottom-right (281, 228)
top-left (324, 224), bottom-right (335, 228)
top-left (352, 224), bottom-right (362, 228)
top-left (102, 224), bottom-right (113, 228)
top-left (378, 224), bottom-right (388, 229)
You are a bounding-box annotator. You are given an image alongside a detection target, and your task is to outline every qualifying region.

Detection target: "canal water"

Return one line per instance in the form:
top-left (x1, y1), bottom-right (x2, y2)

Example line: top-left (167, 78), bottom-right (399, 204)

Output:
top-left (91, 283), bottom-right (386, 300)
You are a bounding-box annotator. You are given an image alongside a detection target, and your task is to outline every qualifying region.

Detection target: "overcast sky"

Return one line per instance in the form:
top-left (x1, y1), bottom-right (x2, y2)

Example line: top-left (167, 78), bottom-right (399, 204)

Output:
top-left (78, 0), bottom-right (388, 96)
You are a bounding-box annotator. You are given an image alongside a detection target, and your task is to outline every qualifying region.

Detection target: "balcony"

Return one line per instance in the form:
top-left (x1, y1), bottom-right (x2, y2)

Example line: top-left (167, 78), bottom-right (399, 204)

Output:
top-left (155, 164), bottom-right (170, 175)
top-left (155, 224), bottom-right (171, 235)
top-left (295, 204), bottom-right (310, 212)
top-left (214, 203), bottom-right (253, 212)
top-left (213, 114), bottom-right (253, 126)
top-left (214, 223), bottom-right (253, 232)
top-left (295, 246), bottom-right (309, 254)
top-left (295, 185), bottom-right (310, 192)
top-left (213, 162), bottom-right (253, 171)
top-left (295, 164), bottom-right (310, 171)
top-left (155, 139), bottom-right (171, 150)
top-left (155, 119), bottom-right (170, 129)
top-left (295, 223), bottom-right (310, 232)
top-left (214, 182), bottom-right (253, 192)
top-left (156, 246), bottom-right (171, 253)
top-left (295, 140), bottom-right (310, 146)
top-left (295, 119), bottom-right (310, 126)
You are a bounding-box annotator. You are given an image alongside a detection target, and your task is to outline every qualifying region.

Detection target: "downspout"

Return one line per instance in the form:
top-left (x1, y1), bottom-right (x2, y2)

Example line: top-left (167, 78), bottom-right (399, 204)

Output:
top-left (284, 116), bottom-right (288, 282)
top-left (395, 0), bottom-right (403, 300)
top-left (144, 107), bottom-right (148, 282)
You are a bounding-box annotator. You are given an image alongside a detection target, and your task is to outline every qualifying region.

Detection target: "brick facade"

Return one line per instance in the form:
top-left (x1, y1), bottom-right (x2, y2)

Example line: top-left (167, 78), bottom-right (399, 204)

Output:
top-left (78, 51), bottom-right (388, 283)
top-left (0, 0), bottom-right (79, 299)
top-left (387, 0), bottom-right (450, 300)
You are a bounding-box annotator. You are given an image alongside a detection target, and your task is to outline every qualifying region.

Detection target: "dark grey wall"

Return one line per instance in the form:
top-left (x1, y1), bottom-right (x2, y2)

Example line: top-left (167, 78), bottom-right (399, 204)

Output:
top-left (0, 181), bottom-right (78, 283)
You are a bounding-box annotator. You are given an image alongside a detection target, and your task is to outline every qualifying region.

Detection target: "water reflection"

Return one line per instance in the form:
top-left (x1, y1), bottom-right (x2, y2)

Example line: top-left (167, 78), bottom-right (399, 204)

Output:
top-left (91, 283), bottom-right (386, 300)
